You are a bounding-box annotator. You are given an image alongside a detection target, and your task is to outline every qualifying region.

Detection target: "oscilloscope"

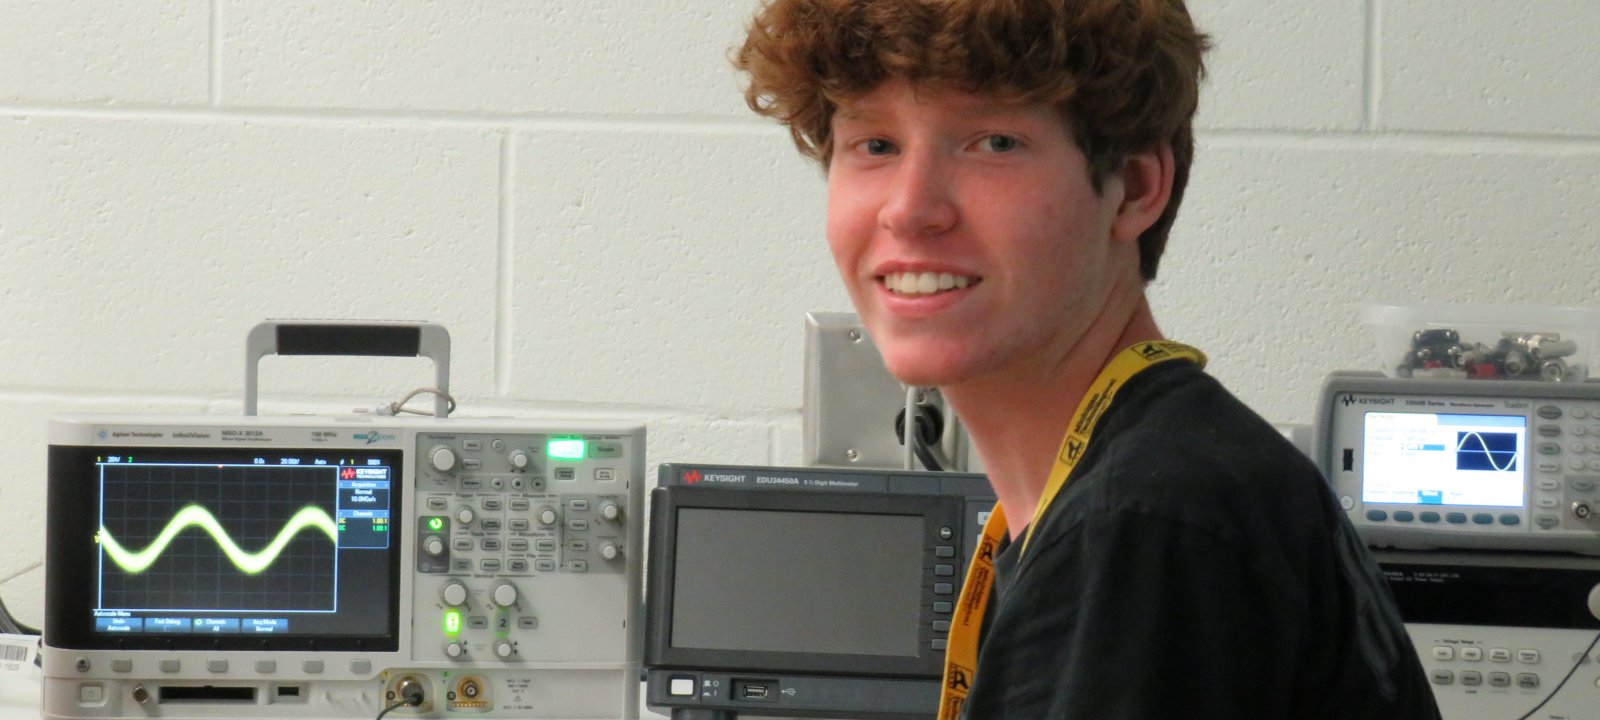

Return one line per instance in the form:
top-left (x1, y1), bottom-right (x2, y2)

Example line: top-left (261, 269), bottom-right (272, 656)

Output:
top-left (41, 321), bottom-right (647, 719)
top-left (44, 415), bottom-right (645, 719)
top-left (1316, 372), bottom-right (1600, 555)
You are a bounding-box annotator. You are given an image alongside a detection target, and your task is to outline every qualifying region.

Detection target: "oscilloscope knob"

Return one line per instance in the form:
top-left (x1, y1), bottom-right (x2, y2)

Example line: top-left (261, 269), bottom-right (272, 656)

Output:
top-left (457, 507), bottom-right (475, 525)
top-left (600, 543), bottom-right (619, 561)
top-left (538, 507), bottom-right (559, 526)
top-left (430, 445), bottom-right (458, 473)
top-left (424, 535), bottom-right (445, 556)
top-left (494, 640), bottom-right (515, 659)
top-left (508, 449), bottom-right (531, 470)
top-left (445, 641), bottom-right (465, 659)
top-left (442, 581), bottom-right (469, 607)
top-left (492, 583), bottom-right (518, 607)
top-left (599, 502), bottom-right (620, 521)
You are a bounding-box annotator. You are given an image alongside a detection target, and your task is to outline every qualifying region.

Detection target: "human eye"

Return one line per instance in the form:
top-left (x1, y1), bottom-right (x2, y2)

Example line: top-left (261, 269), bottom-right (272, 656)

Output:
top-left (862, 138), bottom-right (897, 156)
top-left (976, 134), bottom-right (1020, 153)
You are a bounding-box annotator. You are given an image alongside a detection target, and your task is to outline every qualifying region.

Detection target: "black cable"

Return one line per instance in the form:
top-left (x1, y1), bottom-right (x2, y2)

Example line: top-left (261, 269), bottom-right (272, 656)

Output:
top-left (1513, 630), bottom-right (1600, 720)
top-left (373, 699), bottom-right (412, 720)
top-left (0, 594), bottom-right (39, 636)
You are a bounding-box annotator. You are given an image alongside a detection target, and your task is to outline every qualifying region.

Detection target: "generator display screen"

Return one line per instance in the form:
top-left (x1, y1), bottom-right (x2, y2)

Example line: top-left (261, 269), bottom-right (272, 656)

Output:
top-left (1361, 412), bottom-right (1527, 508)
top-left (670, 508), bottom-right (924, 657)
top-left (46, 446), bottom-right (403, 650)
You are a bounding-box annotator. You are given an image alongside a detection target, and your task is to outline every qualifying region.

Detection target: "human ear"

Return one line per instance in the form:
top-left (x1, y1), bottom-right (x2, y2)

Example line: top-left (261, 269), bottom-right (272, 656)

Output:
top-left (1109, 144), bottom-right (1175, 245)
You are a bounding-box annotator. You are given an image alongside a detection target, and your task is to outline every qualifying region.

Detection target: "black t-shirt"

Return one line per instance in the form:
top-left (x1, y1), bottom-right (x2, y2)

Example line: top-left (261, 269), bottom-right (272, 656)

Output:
top-left (960, 362), bottom-right (1441, 719)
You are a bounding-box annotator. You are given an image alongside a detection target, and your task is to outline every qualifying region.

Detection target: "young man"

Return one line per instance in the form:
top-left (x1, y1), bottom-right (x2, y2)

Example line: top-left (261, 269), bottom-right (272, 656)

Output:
top-left (737, 1), bottom-right (1441, 717)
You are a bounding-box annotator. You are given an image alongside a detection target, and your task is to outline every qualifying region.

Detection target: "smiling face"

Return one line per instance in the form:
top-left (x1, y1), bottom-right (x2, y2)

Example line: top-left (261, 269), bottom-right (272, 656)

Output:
top-left (826, 80), bottom-right (1142, 389)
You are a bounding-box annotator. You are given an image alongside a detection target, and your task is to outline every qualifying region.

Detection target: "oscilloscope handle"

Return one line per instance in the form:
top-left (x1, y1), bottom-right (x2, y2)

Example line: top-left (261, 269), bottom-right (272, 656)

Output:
top-left (244, 320), bottom-right (452, 417)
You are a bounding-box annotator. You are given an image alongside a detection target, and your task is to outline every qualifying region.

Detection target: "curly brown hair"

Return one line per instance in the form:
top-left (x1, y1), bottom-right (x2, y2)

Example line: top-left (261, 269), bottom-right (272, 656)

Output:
top-left (735, 0), bottom-right (1209, 280)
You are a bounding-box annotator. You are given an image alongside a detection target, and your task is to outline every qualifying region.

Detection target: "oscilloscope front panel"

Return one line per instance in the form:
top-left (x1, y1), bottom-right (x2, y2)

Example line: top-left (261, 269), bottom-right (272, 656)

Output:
top-left (42, 414), bottom-right (645, 720)
top-left (1318, 373), bottom-right (1600, 555)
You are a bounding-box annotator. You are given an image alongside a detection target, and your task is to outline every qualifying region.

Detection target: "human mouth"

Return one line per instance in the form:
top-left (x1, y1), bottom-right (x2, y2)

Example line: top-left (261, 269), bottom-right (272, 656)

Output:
top-left (879, 271), bottom-right (980, 296)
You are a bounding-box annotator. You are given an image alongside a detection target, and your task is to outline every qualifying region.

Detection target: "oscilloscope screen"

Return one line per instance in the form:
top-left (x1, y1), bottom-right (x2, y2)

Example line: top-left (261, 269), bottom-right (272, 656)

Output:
top-left (45, 445), bottom-right (403, 650)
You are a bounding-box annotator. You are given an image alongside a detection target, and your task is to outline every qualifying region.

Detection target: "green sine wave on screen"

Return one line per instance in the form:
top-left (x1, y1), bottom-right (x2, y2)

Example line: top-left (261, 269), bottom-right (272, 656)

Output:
top-left (98, 503), bottom-right (338, 575)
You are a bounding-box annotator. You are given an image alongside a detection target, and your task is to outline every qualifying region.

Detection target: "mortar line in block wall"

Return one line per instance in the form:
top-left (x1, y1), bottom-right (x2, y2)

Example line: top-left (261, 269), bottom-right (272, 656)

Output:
top-left (210, 0), bottom-right (224, 107)
top-left (496, 131), bottom-right (515, 397)
top-left (1363, 0), bottom-right (1382, 132)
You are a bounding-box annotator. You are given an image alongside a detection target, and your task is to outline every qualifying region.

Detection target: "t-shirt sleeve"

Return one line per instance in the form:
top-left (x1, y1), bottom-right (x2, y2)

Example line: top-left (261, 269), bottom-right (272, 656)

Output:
top-left (974, 508), bottom-right (1303, 718)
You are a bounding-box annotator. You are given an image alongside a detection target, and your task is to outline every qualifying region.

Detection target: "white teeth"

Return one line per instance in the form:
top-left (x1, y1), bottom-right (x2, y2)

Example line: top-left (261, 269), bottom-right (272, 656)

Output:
top-left (882, 271), bottom-right (978, 295)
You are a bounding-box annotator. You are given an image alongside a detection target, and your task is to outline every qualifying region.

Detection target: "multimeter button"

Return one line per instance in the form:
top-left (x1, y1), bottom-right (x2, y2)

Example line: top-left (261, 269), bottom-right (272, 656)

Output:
top-left (1392, 511), bottom-right (1414, 522)
top-left (934, 583), bottom-right (955, 595)
top-left (1573, 478), bottom-right (1597, 491)
top-left (1575, 407), bottom-right (1590, 419)
top-left (1539, 460), bottom-right (1562, 473)
top-left (1419, 512), bottom-right (1440, 523)
top-left (1573, 459), bottom-right (1588, 471)
top-left (1570, 442), bottom-right (1587, 453)
top-left (1576, 426), bottom-right (1590, 437)
top-left (1472, 513), bottom-right (1494, 525)
top-left (1539, 442), bottom-right (1562, 455)
top-left (1447, 512), bottom-right (1468, 524)
top-left (1538, 478), bottom-right (1561, 491)
top-left (1538, 498), bottom-right (1559, 509)
top-left (1539, 425), bottom-right (1562, 437)
top-left (1536, 514), bottom-right (1560, 528)
top-left (1430, 670), bottom-right (1454, 685)
top-left (1538, 406), bottom-right (1563, 419)
top-left (1432, 646), bottom-right (1456, 661)
top-left (1516, 673), bottom-right (1540, 689)
top-left (1499, 514), bottom-right (1521, 526)
top-left (1589, 460), bottom-right (1600, 472)
top-left (936, 545), bottom-right (956, 558)
top-left (1459, 671), bottom-right (1483, 686)
top-left (1488, 672), bottom-right (1511, 687)
top-left (1365, 510), bottom-right (1388, 522)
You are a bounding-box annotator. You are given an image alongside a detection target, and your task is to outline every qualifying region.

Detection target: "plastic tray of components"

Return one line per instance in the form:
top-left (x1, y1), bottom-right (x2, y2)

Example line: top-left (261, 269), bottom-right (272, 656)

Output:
top-left (1361, 303), bottom-right (1600, 382)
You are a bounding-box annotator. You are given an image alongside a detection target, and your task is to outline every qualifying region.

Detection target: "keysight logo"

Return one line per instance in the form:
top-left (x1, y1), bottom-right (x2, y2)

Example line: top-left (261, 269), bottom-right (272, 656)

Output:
top-left (683, 469), bottom-right (702, 484)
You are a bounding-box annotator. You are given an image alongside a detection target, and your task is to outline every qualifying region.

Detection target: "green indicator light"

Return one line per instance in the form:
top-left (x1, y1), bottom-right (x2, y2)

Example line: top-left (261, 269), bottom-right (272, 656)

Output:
top-left (548, 438), bottom-right (586, 460)
top-left (428, 517), bottom-right (444, 531)
top-left (443, 610), bottom-right (461, 635)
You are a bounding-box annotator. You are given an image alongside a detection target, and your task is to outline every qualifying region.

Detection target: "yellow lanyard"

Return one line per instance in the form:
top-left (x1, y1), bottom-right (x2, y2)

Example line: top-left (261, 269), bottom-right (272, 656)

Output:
top-left (937, 341), bottom-right (1207, 720)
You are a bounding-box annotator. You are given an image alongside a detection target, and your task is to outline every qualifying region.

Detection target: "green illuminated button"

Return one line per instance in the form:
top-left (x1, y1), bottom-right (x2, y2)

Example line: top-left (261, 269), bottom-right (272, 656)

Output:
top-left (428, 517), bottom-right (444, 531)
top-left (548, 438), bottom-right (586, 460)
top-left (443, 609), bottom-right (462, 635)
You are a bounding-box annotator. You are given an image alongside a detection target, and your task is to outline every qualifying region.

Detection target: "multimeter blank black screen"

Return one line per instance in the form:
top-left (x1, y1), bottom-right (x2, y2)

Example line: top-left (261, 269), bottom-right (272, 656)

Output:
top-left (670, 508), bottom-right (924, 657)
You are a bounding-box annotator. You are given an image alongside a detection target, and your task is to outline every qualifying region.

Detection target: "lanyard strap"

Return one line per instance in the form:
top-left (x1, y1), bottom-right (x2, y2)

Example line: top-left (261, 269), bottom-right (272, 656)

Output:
top-left (937, 341), bottom-right (1206, 720)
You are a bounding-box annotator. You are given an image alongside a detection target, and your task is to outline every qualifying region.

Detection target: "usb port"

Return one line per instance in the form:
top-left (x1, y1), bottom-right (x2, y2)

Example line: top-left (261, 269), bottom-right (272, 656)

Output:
top-left (733, 679), bottom-right (776, 702)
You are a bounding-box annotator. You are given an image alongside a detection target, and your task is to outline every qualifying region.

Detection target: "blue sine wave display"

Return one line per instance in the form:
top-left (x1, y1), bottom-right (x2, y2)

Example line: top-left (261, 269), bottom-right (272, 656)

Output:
top-left (1456, 431), bottom-right (1519, 472)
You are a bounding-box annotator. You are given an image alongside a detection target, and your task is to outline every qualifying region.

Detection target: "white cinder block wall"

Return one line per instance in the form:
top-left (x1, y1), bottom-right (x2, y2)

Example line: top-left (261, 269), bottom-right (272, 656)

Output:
top-left (1, 1), bottom-right (1596, 628)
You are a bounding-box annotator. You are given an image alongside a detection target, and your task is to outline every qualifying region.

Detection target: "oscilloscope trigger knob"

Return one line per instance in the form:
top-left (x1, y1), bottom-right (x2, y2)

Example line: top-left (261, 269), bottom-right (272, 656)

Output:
top-left (442, 581), bottom-right (469, 607)
top-left (430, 445), bottom-right (458, 473)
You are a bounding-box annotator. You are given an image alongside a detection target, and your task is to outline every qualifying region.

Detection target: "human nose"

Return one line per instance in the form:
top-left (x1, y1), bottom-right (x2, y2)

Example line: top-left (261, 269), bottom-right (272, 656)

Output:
top-left (878, 152), bottom-right (957, 238)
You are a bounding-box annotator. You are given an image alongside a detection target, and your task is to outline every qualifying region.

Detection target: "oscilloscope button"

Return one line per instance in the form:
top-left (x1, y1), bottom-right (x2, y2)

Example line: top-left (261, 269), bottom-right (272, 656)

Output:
top-left (442, 581), bottom-right (469, 607)
top-left (1419, 512), bottom-right (1441, 523)
top-left (430, 446), bottom-right (458, 472)
top-left (1499, 514), bottom-right (1521, 526)
top-left (1392, 511), bottom-right (1414, 523)
top-left (1539, 406), bottom-right (1563, 420)
top-left (538, 508), bottom-right (558, 526)
top-left (1472, 513), bottom-right (1494, 525)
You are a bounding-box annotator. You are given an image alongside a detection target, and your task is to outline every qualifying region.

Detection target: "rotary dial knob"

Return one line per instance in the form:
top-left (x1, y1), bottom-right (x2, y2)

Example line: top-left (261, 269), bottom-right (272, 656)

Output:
top-left (424, 535), bottom-right (445, 556)
top-left (493, 583), bottom-right (518, 607)
top-left (444, 641), bottom-right (465, 659)
top-left (599, 502), bottom-right (620, 521)
top-left (494, 640), bottom-right (515, 659)
top-left (430, 445), bottom-right (457, 473)
top-left (441, 581), bottom-right (468, 607)
top-left (600, 543), bottom-right (619, 561)
top-left (538, 507), bottom-right (558, 526)
top-left (509, 449), bottom-right (530, 469)
top-left (457, 507), bottom-right (475, 525)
